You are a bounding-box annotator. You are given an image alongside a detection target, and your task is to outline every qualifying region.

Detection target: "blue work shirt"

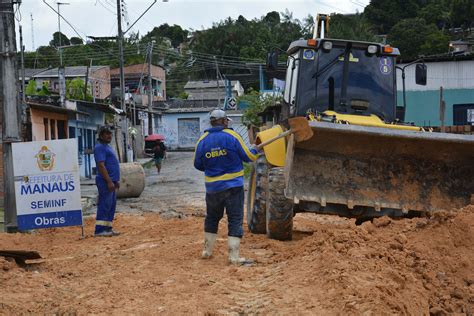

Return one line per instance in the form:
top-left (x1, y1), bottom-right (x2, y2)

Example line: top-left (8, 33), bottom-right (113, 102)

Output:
top-left (94, 142), bottom-right (120, 182)
top-left (194, 126), bottom-right (258, 193)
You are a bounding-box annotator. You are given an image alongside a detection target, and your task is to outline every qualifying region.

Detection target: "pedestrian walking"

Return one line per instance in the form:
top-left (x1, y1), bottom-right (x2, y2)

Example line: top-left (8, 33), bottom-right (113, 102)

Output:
top-left (94, 125), bottom-right (121, 237)
top-left (153, 140), bottom-right (167, 174)
top-left (194, 109), bottom-right (258, 264)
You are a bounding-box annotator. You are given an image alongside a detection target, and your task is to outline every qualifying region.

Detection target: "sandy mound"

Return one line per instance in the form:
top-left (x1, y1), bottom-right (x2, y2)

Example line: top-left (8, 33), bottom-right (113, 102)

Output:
top-left (0, 206), bottom-right (472, 314)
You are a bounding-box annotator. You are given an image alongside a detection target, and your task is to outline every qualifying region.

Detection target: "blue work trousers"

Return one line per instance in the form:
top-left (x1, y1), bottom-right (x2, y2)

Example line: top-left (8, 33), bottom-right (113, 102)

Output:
top-left (95, 178), bottom-right (117, 234)
top-left (205, 186), bottom-right (244, 238)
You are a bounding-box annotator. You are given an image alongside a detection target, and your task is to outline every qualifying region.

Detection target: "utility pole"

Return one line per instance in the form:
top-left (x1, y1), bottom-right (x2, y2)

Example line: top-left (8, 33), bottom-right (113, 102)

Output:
top-left (113, 0), bottom-right (166, 160)
top-left (56, 2), bottom-right (69, 66)
top-left (214, 56), bottom-right (221, 107)
top-left (116, 0), bottom-right (128, 162)
top-left (1, 0), bottom-right (22, 232)
top-left (57, 2), bottom-right (69, 106)
top-left (19, 25), bottom-right (26, 104)
top-left (148, 41), bottom-right (154, 135)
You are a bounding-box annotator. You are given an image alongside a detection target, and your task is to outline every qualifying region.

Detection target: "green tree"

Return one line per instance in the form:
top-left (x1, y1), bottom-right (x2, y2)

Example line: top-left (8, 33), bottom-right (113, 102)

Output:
top-left (365, 0), bottom-right (421, 34)
top-left (37, 82), bottom-right (51, 96)
top-left (25, 80), bottom-right (38, 95)
top-left (49, 31), bottom-right (70, 47)
top-left (177, 91), bottom-right (189, 99)
top-left (388, 18), bottom-right (449, 58)
top-left (419, 1), bottom-right (450, 29)
top-left (70, 37), bottom-right (83, 45)
top-left (328, 13), bottom-right (378, 42)
top-left (66, 78), bottom-right (92, 101)
top-left (142, 23), bottom-right (188, 47)
top-left (239, 89), bottom-right (282, 127)
top-left (420, 31), bottom-right (450, 54)
top-left (450, 0), bottom-right (473, 30)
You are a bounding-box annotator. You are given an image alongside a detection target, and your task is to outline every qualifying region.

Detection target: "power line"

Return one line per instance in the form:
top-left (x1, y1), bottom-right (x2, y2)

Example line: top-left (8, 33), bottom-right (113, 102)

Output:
top-left (314, 0), bottom-right (348, 14)
top-left (95, 0), bottom-right (116, 15)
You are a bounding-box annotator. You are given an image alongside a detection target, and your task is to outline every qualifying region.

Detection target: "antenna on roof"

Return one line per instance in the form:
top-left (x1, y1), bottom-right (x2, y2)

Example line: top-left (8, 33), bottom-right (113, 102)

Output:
top-left (30, 13), bottom-right (35, 50)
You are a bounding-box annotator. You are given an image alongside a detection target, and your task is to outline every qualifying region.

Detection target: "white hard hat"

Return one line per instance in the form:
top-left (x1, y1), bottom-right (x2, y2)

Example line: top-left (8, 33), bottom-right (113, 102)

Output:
top-left (209, 109), bottom-right (229, 121)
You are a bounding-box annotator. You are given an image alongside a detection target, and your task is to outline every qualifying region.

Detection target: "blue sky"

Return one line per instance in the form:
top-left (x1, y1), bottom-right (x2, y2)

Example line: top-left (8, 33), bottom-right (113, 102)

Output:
top-left (18, 0), bottom-right (367, 51)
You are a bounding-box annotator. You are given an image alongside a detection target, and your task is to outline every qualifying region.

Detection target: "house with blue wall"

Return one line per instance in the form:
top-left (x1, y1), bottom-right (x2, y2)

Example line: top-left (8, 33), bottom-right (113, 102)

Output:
top-left (67, 100), bottom-right (121, 178)
top-left (155, 100), bottom-right (250, 150)
top-left (397, 56), bottom-right (474, 127)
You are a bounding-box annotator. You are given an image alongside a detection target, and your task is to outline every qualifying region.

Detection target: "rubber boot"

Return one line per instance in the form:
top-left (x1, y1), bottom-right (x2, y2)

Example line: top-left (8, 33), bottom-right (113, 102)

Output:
top-left (201, 232), bottom-right (217, 259)
top-left (228, 236), bottom-right (248, 265)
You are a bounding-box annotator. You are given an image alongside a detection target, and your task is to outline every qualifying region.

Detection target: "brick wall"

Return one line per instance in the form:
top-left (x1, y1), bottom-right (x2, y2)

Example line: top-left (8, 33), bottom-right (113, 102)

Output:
top-left (90, 66), bottom-right (111, 100)
top-left (110, 63), bottom-right (166, 99)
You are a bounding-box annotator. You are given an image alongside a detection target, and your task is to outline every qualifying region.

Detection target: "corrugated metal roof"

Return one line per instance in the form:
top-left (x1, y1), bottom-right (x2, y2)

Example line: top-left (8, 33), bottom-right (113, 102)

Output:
top-left (184, 80), bottom-right (240, 89)
top-left (21, 68), bottom-right (48, 79)
top-left (32, 66), bottom-right (108, 78)
top-left (164, 107), bottom-right (215, 114)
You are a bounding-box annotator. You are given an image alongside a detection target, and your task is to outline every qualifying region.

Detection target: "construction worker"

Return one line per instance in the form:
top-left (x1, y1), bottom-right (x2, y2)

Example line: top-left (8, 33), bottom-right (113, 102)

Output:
top-left (194, 109), bottom-right (258, 264)
top-left (94, 125), bottom-right (121, 237)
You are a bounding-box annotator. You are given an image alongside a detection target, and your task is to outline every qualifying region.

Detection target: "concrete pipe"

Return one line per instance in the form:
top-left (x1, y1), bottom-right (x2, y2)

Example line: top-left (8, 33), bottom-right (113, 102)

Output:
top-left (117, 162), bottom-right (146, 198)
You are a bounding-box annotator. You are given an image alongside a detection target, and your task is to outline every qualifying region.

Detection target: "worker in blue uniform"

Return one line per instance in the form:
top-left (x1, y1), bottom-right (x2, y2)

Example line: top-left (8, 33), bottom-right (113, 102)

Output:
top-left (94, 125), bottom-right (121, 237)
top-left (194, 109), bottom-right (258, 264)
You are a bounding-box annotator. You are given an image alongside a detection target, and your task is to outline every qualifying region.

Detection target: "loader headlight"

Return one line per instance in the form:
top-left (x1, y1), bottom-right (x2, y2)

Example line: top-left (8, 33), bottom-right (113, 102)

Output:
top-left (367, 45), bottom-right (378, 54)
top-left (322, 41), bottom-right (333, 51)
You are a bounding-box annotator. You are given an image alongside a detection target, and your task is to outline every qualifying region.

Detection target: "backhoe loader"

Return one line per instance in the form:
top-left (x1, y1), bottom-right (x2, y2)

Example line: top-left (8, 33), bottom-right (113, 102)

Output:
top-left (247, 14), bottom-right (474, 240)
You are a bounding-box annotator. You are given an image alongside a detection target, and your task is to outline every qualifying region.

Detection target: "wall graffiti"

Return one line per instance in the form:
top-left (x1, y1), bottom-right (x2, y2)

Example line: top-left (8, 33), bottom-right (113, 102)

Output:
top-left (178, 118), bottom-right (200, 148)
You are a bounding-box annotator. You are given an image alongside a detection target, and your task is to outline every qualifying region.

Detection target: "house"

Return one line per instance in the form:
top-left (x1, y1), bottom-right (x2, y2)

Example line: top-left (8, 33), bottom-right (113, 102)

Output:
top-left (449, 40), bottom-right (473, 55)
top-left (19, 68), bottom-right (48, 84)
top-left (110, 63), bottom-right (166, 105)
top-left (397, 55), bottom-right (474, 127)
top-left (25, 95), bottom-right (121, 179)
top-left (110, 63), bottom-right (166, 138)
top-left (154, 99), bottom-right (249, 150)
top-left (67, 100), bottom-right (122, 178)
top-left (184, 80), bottom-right (244, 101)
top-left (27, 95), bottom-right (75, 142)
top-left (30, 66), bottom-right (111, 101)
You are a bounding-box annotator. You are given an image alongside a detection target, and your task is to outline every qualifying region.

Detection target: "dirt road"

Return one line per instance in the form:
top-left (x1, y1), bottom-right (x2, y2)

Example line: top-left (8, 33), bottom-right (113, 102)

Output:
top-left (1, 153), bottom-right (473, 315)
top-left (118, 152), bottom-right (206, 217)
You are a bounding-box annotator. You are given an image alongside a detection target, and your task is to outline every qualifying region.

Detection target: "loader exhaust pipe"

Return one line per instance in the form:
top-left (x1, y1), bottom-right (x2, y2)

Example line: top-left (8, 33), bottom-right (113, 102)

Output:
top-left (313, 14), bottom-right (330, 39)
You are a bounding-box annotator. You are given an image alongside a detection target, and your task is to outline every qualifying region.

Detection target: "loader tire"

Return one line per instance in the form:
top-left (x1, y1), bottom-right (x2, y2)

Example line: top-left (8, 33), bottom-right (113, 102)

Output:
top-left (246, 155), bottom-right (269, 234)
top-left (266, 167), bottom-right (293, 241)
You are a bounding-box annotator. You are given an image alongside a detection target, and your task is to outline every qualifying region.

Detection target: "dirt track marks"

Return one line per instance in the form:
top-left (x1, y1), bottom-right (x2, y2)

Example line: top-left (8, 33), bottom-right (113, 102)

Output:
top-left (217, 264), bottom-right (284, 314)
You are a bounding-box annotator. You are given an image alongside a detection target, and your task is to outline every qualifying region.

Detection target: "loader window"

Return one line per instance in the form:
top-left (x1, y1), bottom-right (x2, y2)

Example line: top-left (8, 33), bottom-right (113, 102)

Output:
top-left (298, 46), bottom-right (397, 122)
top-left (284, 54), bottom-right (299, 106)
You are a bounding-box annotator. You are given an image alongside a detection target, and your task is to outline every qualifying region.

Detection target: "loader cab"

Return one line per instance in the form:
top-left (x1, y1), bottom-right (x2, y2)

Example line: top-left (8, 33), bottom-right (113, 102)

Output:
top-left (283, 39), bottom-right (401, 123)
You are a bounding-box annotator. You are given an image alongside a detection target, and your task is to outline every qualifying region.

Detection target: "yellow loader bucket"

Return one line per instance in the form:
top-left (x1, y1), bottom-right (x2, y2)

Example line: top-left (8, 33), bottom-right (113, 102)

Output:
top-left (286, 121), bottom-right (474, 214)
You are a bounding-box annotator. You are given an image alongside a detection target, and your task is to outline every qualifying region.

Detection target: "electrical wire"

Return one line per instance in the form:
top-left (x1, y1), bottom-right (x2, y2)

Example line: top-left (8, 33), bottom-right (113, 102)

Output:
top-left (95, 0), bottom-right (116, 15)
top-left (314, 0), bottom-right (348, 13)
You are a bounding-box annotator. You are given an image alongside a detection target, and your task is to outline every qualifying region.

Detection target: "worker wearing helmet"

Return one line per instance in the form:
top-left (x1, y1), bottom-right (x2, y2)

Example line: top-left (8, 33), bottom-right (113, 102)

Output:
top-left (194, 109), bottom-right (258, 265)
top-left (94, 125), bottom-right (121, 237)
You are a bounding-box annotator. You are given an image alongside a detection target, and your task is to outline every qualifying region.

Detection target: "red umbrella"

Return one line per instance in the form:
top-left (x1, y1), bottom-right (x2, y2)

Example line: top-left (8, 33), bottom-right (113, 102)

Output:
top-left (145, 134), bottom-right (166, 141)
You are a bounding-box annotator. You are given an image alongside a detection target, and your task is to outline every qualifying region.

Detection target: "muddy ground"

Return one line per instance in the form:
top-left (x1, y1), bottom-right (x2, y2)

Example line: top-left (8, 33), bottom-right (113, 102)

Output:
top-left (1, 152), bottom-right (473, 315)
